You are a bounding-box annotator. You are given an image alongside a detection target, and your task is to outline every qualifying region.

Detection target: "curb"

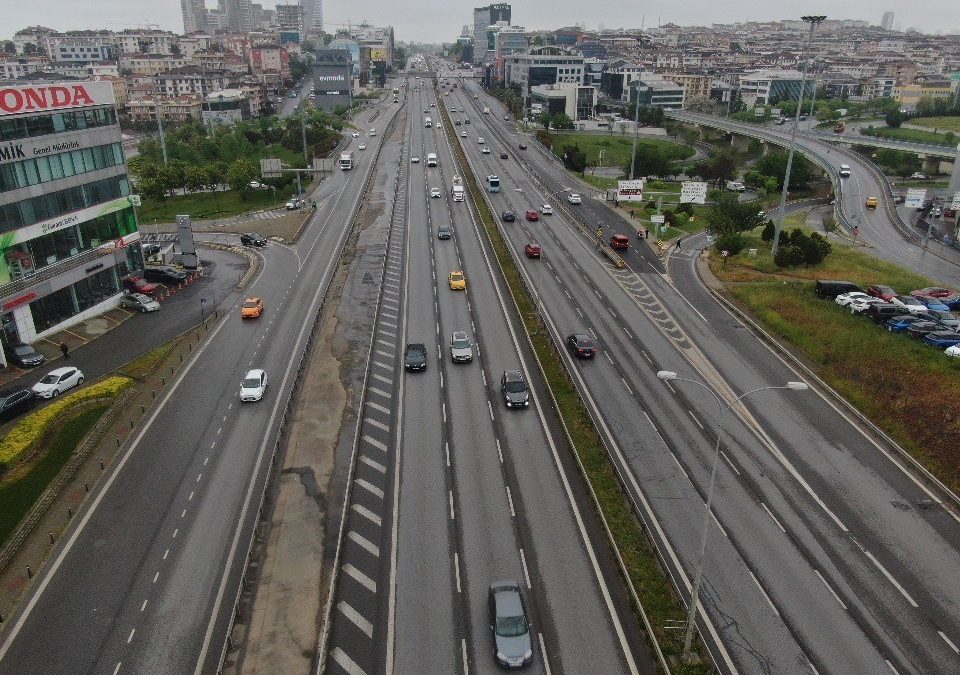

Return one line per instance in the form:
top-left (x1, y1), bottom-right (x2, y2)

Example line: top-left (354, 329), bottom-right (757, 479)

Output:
top-left (694, 255), bottom-right (960, 514)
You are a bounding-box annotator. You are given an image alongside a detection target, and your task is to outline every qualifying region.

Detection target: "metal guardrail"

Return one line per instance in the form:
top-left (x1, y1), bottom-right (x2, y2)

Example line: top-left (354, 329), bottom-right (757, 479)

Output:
top-left (807, 129), bottom-right (958, 158)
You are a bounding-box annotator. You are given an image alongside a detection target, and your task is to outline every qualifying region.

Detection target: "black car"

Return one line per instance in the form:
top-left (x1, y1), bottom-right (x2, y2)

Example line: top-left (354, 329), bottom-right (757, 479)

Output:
top-left (906, 321), bottom-right (941, 339)
top-left (566, 333), bottom-right (597, 358)
top-left (866, 303), bottom-right (902, 324)
top-left (814, 279), bottom-right (863, 299)
top-left (404, 343), bottom-right (427, 371)
top-left (0, 388), bottom-right (36, 423)
top-left (464, 118), bottom-right (470, 124)
top-left (501, 370), bottom-right (530, 408)
top-left (501, 211), bottom-right (516, 223)
top-left (5, 343), bottom-right (45, 368)
top-left (437, 224), bottom-right (453, 240)
top-left (240, 232), bottom-right (267, 246)
top-left (143, 266), bottom-right (188, 284)
top-left (500, 152), bottom-right (508, 160)
top-left (519, 142), bottom-right (528, 150)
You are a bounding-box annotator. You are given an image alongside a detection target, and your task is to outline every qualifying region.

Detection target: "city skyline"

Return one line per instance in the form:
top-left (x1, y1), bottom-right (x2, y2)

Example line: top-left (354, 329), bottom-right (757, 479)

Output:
top-left (3, 1), bottom-right (959, 42)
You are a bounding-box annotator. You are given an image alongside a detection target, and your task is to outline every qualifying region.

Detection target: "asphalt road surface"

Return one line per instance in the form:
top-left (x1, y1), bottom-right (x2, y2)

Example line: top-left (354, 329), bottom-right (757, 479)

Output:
top-left (0, 101), bottom-right (399, 675)
top-left (443, 76), bottom-right (960, 674)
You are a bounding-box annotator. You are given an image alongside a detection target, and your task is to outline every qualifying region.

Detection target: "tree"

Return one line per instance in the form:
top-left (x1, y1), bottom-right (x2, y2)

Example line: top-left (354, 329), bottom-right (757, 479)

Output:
top-left (227, 159), bottom-right (257, 193)
top-left (552, 113), bottom-right (574, 130)
top-left (754, 151), bottom-right (814, 190)
top-left (185, 165), bottom-right (208, 192)
top-left (714, 231), bottom-right (746, 256)
top-left (301, 39), bottom-right (316, 53)
top-left (760, 220), bottom-right (776, 241)
top-left (23, 43), bottom-right (40, 55)
top-left (623, 146), bottom-right (671, 179)
top-left (536, 111), bottom-right (552, 131)
top-left (709, 191), bottom-right (766, 235)
top-left (698, 151), bottom-right (736, 183)
top-left (885, 109), bottom-right (907, 128)
top-left (774, 245), bottom-right (804, 268)
top-left (561, 144), bottom-right (587, 173)
top-left (1, 41), bottom-right (14, 54)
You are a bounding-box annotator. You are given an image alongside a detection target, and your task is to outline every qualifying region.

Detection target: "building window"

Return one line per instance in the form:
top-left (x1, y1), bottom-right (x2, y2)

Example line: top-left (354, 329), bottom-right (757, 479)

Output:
top-left (0, 142), bottom-right (124, 194)
top-left (0, 107), bottom-right (117, 143)
top-left (0, 175), bottom-right (130, 235)
top-left (29, 265), bottom-right (121, 333)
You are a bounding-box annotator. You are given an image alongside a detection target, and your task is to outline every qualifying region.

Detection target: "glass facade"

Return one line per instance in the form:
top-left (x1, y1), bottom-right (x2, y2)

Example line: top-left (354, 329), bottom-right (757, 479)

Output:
top-left (0, 175), bottom-right (130, 234)
top-left (0, 142), bottom-right (124, 194)
top-left (0, 107), bottom-right (118, 142)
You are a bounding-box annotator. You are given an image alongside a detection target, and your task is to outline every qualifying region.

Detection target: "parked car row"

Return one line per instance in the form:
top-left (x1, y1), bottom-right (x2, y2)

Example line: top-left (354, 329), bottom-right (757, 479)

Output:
top-left (0, 366), bottom-right (86, 424)
top-left (817, 279), bottom-right (960, 355)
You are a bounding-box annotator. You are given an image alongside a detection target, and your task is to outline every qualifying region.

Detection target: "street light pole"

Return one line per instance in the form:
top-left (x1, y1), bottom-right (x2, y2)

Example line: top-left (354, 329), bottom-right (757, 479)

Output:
top-left (655, 370), bottom-right (809, 662)
top-left (629, 81), bottom-right (642, 180)
top-left (772, 15), bottom-right (826, 256)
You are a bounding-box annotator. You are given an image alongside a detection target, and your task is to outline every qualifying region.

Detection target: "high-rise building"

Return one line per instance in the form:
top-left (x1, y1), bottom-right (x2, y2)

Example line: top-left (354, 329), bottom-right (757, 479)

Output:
top-left (0, 80), bottom-right (144, 358)
top-left (181, 0), bottom-right (208, 33)
top-left (881, 11), bottom-right (895, 31)
top-left (225, 0), bottom-right (254, 31)
top-left (276, 3), bottom-right (303, 33)
top-left (303, 0), bottom-right (324, 36)
top-left (472, 4), bottom-right (510, 64)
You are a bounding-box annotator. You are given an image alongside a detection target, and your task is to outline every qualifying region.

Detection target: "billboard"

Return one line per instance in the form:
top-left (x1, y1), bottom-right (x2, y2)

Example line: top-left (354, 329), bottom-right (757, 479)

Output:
top-left (370, 47), bottom-right (388, 61)
top-left (951, 191), bottom-right (960, 211)
top-left (617, 179), bottom-right (645, 202)
top-left (680, 181), bottom-right (708, 204)
top-left (0, 81), bottom-right (115, 117)
top-left (905, 188), bottom-right (927, 209)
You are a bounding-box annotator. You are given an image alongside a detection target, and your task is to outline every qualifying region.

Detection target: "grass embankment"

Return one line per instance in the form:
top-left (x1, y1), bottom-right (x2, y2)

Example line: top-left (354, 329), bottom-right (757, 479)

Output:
top-left (118, 342), bottom-right (178, 380)
top-left (0, 405), bottom-right (109, 546)
top-left (862, 125), bottom-right (955, 146)
top-left (910, 116), bottom-right (960, 132)
top-left (549, 132), bottom-right (696, 168)
top-left (441, 104), bottom-right (711, 671)
top-left (138, 188), bottom-right (293, 223)
top-left (712, 228), bottom-right (960, 492)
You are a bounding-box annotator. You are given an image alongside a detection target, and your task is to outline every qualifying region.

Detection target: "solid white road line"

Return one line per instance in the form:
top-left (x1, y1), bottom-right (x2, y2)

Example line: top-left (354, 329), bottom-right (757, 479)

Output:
top-left (862, 548), bottom-right (918, 608)
top-left (519, 548), bottom-right (532, 589)
top-left (454, 552), bottom-right (462, 593)
top-left (814, 570), bottom-right (847, 610)
top-left (938, 630), bottom-right (959, 654)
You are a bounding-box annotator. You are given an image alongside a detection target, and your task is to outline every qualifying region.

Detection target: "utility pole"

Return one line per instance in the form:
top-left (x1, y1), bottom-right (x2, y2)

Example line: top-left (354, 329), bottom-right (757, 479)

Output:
top-left (629, 82), bottom-right (642, 180)
top-left (772, 15), bottom-right (826, 256)
top-left (300, 104), bottom-right (309, 163)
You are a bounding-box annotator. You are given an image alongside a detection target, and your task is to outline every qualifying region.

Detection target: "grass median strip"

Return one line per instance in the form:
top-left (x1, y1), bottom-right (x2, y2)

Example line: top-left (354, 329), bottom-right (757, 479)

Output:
top-left (442, 103), bottom-right (712, 670)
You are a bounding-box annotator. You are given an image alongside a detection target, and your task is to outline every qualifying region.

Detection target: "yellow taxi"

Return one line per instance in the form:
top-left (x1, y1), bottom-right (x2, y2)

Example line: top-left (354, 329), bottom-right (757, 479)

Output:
top-left (865, 196), bottom-right (878, 208)
top-left (448, 271), bottom-right (466, 291)
top-left (241, 297), bottom-right (264, 318)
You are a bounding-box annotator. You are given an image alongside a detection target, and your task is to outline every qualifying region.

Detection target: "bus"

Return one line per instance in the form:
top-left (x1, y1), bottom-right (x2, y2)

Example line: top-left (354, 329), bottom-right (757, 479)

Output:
top-left (487, 175), bottom-right (500, 193)
top-left (339, 151), bottom-right (354, 170)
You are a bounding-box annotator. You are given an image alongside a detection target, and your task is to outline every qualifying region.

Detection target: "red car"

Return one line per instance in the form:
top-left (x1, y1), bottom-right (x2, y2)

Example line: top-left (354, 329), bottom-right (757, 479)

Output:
top-left (866, 284), bottom-right (896, 302)
top-left (609, 234), bottom-right (630, 250)
top-left (912, 287), bottom-right (959, 300)
top-left (525, 209), bottom-right (540, 222)
top-left (524, 243), bottom-right (541, 259)
top-left (123, 276), bottom-right (158, 296)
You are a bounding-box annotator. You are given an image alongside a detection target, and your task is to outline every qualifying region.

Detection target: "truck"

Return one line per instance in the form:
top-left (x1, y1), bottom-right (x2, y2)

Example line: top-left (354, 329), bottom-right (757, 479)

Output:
top-left (452, 175), bottom-right (464, 202)
top-left (427, 153), bottom-right (438, 167)
top-left (339, 151), bottom-right (354, 170)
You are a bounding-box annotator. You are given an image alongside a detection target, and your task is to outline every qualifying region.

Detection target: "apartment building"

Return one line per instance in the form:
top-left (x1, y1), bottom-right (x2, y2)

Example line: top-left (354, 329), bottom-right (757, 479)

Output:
top-left (0, 80), bottom-right (143, 355)
top-left (507, 46), bottom-right (584, 97)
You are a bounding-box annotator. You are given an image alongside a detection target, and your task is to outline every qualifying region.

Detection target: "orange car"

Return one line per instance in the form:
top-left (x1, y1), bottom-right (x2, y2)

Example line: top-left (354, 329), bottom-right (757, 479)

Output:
top-left (241, 297), bottom-right (264, 318)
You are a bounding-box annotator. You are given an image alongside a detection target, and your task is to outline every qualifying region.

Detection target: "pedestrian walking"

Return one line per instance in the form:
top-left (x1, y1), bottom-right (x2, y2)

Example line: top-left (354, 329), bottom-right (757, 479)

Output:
top-left (60, 342), bottom-right (70, 360)
top-left (676, 237), bottom-right (683, 251)
top-left (630, 209), bottom-right (635, 219)
top-left (644, 229), bottom-right (649, 239)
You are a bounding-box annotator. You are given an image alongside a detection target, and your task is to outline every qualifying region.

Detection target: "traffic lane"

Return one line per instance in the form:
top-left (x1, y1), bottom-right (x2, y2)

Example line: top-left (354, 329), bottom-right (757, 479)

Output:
top-left (0, 243), bottom-right (296, 675)
top-left (443, 175), bottom-right (634, 671)
top-left (455, 130), bottom-right (885, 672)
top-left (394, 168), bottom-right (458, 671)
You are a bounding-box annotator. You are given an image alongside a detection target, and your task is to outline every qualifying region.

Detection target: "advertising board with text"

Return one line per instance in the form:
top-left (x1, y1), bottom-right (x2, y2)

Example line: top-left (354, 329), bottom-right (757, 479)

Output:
top-left (617, 179), bottom-right (645, 202)
top-left (680, 181), bottom-right (708, 204)
top-left (905, 188), bottom-right (927, 209)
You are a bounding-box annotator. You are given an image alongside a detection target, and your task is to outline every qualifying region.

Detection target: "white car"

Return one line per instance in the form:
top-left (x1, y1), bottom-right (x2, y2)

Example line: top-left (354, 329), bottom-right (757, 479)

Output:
top-left (891, 295), bottom-right (929, 314)
top-left (358, 143), bottom-right (367, 150)
top-left (910, 172), bottom-right (927, 180)
top-left (411, 157), bottom-right (420, 164)
top-left (540, 204), bottom-right (554, 215)
top-left (248, 180), bottom-right (267, 189)
top-left (567, 193), bottom-right (582, 204)
top-left (835, 291), bottom-right (873, 308)
top-left (240, 369), bottom-right (268, 402)
top-left (369, 129), bottom-right (377, 136)
top-left (481, 147), bottom-right (491, 154)
top-left (461, 131), bottom-right (468, 137)
top-left (946, 344), bottom-right (960, 357)
top-left (285, 198), bottom-right (303, 210)
top-left (430, 187), bottom-right (442, 198)
top-left (478, 137), bottom-right (485, 144)
top-left (849, 298), bottom-right (885, 314)
top-left (351, 132), bottom-right (360, 138)
top-left (32, 366), bottom-right (85, 399)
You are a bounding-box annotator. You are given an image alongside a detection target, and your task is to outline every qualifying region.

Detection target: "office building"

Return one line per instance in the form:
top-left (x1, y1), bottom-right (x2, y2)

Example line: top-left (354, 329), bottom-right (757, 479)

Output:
top-left (303, 0), bottom-right (324, 36)
top-left (473, 4), bottom-right (511, 64)
top-left (529, 82), bottom-right (597, 121)
top-left (881, 12), bottom-right (895, 31)
top-left (739, 69), bottom-right (816, 107)
top-left (182, 0), bottom-right (209, 33)
top-left (0, 80), bottom-right (143, 357)
top-left (629, 79), bottom-right (685, 109)
top-left (276, 3), bottom-right (303, 33)
top-left (506, 46), bottom-right (583, 97)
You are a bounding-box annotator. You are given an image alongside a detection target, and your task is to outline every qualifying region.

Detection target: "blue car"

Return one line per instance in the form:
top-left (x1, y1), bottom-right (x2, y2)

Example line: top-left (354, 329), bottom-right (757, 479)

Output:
top-left (925, 310), bottom-right (960, 330)
top-left (912, 295), bottom-right (952, 312)
top-left (885, 315), bottom-right (928, 332)
top-left (923, 331), bottom-right (960, 348)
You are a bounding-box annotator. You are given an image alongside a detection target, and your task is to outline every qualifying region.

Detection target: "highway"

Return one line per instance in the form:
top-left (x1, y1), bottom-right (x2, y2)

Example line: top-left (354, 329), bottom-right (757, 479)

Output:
top-left (325, 76), bottom-right (646, 675)
top-left (0, 100), bottom-right (399, 675)
top-left (669, 110), bottom-right (960, 287)
top-left (444, 74), bottom-right (960, 674)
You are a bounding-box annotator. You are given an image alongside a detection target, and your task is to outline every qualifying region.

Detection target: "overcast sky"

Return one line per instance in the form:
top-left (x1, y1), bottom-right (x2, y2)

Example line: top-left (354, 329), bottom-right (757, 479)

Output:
top-left (5, 1), bottom-right (959, 43)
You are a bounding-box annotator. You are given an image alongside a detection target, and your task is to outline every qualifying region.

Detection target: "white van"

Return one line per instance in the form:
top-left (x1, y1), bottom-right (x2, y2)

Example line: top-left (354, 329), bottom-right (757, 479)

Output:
top-left (725, 180), bottom-right (746, 192)
top-left (839, 164), bottom-right (851, 178)
top-left (427, 153), bottom-right (438, 167)
top-left (425, 117), bottom-right (433, 128)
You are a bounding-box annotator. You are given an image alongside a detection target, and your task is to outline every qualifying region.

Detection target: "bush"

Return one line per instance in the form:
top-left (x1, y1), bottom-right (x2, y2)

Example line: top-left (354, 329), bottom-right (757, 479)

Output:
top-left (0, 376), bottom-right (131, 468)
top-left (714, 231), bottom-right (746, 256)
top-left (561, 144), bottom-right (587, 173)
top-left (647, 200), bottom-right (657, 210)
top-left (802, 232), bottom-right (832, 265)
top-left (774, 244), bottom-right (805, 268)
top-left (535, 129), bottom-right (553, 148)
top-left (761, 220), bottom-right (776, 241)
top-left (675, 202), bottom-right (694, 216)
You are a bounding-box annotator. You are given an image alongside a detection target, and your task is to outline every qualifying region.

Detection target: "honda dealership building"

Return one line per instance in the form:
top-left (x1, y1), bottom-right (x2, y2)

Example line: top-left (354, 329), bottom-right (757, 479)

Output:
top-left (0, 80), bottom-right (143, 362)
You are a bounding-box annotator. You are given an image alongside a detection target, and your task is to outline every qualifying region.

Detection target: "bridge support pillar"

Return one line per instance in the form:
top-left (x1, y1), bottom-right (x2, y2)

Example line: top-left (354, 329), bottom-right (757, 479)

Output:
top-left (946, 149), bottom-right (959, 194)
top-left (922, 154), bottom-right (940, 176)
top-left (729, 134), bottom-right (751, 152)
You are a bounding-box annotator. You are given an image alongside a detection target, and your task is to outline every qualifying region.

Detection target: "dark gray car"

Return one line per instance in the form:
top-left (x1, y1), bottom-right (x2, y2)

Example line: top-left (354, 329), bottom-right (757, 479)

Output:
top-left (488, 581), bottom-right (533, 669)
top-left (5, 343), bottom-right (44, 368)
top-left (437, 223), bottom-right (453, 240)
top-left (501, 370), bottom-right (529, 408)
